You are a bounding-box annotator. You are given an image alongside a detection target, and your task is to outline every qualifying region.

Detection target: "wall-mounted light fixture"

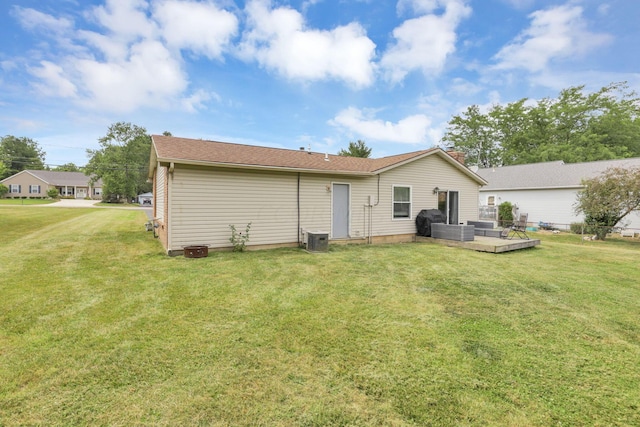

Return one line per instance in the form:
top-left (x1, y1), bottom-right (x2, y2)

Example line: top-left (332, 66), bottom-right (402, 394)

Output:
top-left (433, 186), bottom-right (439, 194)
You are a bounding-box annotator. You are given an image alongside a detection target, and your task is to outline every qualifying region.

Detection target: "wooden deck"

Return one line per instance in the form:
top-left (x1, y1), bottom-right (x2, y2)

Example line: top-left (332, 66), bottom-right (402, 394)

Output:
top-left (416, 235), bottom-right (540, 253)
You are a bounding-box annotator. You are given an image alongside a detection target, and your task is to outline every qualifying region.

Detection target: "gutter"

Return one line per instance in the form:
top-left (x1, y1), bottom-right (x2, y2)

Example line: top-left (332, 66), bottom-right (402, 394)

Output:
top-left (156, 158), bottom-right (375, 176)
top-left (481, 185), bottom-right (585, 191)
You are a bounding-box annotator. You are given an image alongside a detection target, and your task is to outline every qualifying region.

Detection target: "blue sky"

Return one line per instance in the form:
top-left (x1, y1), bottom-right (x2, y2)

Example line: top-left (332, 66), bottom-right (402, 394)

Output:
top-left (1, 0), bottom-right (639, 167)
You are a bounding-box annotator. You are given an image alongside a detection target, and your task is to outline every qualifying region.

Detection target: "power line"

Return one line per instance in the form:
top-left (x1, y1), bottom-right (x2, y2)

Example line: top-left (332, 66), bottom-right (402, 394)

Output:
top-left (2, 158), bottom-right (148, 171)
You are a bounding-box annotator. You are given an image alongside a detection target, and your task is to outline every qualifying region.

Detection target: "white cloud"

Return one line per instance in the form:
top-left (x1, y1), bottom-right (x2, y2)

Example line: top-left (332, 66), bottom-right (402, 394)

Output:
top-left (493, 5), bottom-right (612, 72)
top-left (381, 0), bottom-right (471, 83)
top-left (1, 60), bottom-right (19, 72)
top-left (12, 6), bottom-right (74, 34)
top-left (397, 0), bottom-right (444, 15)
top-left (87, 0), bottom-right (157, 42)
top-left (77, 30), bottom-right (130, 62)
top-left (74, 40), bottom-right (187, 112)
top-left (29, 61), bottom-right (78, 98)
top-left (238, 0), bottom-right (376, 87)
top-left (154, 0), bottom-right (238, 59)
top-left (68, 0), bottom-right (189, 112)
top-left (330, 107), bottom-right (432, 144)
top-left (448, 78), bottom-right (482, 96)
top-left (181, 89), bottom-right (220, 113)
top-left (10, 0), bottom-right (244, 114)
top-left (597, 4), bottom-right (611, 15)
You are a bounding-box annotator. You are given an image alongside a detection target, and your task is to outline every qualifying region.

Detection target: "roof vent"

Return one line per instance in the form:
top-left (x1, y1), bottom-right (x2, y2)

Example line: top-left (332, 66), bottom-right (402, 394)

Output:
top-left (324, 153), bottom-right (329, 161)
top-left (300, 147), bottom-right (305, 151)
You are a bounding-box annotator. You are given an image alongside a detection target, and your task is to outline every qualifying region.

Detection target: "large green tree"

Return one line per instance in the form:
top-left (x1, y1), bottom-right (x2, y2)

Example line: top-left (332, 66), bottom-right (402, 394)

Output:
top-left (85, 122), bottom-right (152, 202)
top-left (0, 135), bottom-right (46, 179)
top-left (338, 140), bottom-right (372, 158)
top-left (574, 166), bottom-right (640, 240)
top-left (443, 82), bottom-right (640, 167)
top-left (441, 105), bottom-right (499, 167)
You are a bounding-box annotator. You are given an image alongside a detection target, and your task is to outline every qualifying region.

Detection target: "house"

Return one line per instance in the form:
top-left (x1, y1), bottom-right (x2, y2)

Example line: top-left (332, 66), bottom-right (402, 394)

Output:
top-left (1, 170), bottom-right (103, 200)
top-left (476, 158), bottom-right (640, 230)
top-left (148, 135), bottom-right (487, 255)
top-left (137, 192), bottom-right (153, 206)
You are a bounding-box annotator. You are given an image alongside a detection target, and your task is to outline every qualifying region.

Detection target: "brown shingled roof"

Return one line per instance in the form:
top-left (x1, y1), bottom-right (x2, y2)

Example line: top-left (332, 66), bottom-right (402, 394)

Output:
top-left (151, 135), bottom-right (439, 174)
top-left (149, 135), bottom-right (487, 186)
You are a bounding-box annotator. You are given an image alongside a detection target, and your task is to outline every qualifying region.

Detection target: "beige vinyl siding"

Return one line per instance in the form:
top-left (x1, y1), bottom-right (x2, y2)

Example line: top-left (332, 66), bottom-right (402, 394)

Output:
top-left (1, 173), bottom-right (48, 198)
top-left (345, 176), bottom-right (377, 239)
top-left (163, 153), bottom-right (481, 251)
top-left (154, 165), bottom-right (166, 221)
top-left (299, 174), bottom-right (332, 235)
top-left (298, 174), bottom-right (373, 239)
top-left (169, 166), bottom-right (299, 250)
top-left (369, 155), bottom-right (480, 237)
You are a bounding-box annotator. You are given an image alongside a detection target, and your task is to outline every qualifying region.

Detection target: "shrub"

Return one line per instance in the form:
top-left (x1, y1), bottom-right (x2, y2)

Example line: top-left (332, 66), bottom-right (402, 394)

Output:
top-left (47, 188), bottom-right (60, 199)
top-left (498, 202), bottom-right (513, 227)
top-left (570, 221), bottom-right (604, 236)
top-left (229, 223), bottom-right (252, 252)
top-left (570, 222), bottom-right (585, 234)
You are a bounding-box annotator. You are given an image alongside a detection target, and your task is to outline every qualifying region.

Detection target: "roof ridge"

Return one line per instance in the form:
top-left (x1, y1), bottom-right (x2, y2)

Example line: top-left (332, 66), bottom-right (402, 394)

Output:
top-left (152, 134), bottom-right (431, 161)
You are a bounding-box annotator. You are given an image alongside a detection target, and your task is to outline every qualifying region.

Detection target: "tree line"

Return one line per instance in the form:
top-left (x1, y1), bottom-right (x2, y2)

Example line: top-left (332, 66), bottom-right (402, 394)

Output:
top-left (0, 122), bottom-right (153, 202)
top-left (442, 82), bottom-right (640, 167)
top-left (2, 83), bottom-right (640, 228)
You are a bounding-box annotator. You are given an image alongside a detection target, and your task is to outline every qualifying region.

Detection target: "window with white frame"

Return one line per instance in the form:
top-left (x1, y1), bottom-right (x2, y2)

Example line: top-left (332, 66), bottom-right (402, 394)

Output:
top-left (10, 184), bottom-right (21, 193)
top-left (29, 185), bottom-right (40, 194)
top-left (393, 185), bottom-right (412, 219)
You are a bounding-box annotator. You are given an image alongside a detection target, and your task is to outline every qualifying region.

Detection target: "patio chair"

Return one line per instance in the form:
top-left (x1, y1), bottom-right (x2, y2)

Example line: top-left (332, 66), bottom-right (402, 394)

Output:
top-left (504, 213), bottom-right (530, 240)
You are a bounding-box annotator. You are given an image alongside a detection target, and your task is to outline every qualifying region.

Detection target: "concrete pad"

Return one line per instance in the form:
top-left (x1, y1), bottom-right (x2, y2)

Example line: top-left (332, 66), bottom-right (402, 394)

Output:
top-left (41, 199), bottom-right (99, 208)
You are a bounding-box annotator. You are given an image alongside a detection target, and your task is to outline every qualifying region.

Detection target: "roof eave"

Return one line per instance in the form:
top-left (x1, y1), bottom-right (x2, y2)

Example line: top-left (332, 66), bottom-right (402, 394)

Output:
top-left (480, 185), bottom-right (584, 191)
top-left (156, 157), bottom-right (375, 176)
top-left (148, 145), bottom-right (159, 179)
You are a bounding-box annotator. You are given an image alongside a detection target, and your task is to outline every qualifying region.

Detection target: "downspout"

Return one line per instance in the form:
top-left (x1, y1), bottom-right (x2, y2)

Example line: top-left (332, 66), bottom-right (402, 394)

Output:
top-left (167, 163), bottom-right (174, 254)
top-left (297, 173), bottom-right (301, 247)
top-left (368, 174), bottom-right (381, 244)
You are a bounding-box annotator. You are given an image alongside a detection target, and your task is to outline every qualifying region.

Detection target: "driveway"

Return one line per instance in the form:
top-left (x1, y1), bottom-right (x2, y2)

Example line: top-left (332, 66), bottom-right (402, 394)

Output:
top-left (43, 199), bottom-right (100, 208)
top-left (42, 198), bottom-right (154, 219)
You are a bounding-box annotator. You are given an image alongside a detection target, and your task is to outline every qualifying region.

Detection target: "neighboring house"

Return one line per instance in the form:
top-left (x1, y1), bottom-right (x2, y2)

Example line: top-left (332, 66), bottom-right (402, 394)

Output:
top-left (1, 170), bottom-right (103, 200)
top-left (476, 158), bottom-right (640, 230)
top-left (148, 135), bottom-right (487, 255)
top-left (138, 192), bottom-right (153, 206)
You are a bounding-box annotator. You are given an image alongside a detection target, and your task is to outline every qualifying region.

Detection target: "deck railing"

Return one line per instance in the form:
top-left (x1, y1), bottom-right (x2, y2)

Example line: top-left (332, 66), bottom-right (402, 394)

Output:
top-left (479, 205), bottom-right (497, 221)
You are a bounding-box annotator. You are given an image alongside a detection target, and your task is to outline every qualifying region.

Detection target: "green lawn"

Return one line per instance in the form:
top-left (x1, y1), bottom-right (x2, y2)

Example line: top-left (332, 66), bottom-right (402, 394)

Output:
top-left (1, 206), bottom-right (639, 426)
top-left (0, 198), bottom-right (54, 205)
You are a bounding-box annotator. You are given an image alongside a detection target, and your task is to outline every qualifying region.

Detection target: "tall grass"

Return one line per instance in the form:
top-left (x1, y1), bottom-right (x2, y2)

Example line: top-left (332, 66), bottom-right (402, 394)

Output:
top-left (1, 206), bottom-right (639, 425)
